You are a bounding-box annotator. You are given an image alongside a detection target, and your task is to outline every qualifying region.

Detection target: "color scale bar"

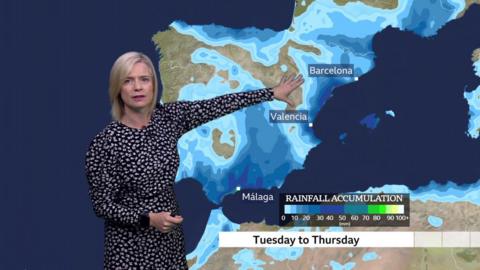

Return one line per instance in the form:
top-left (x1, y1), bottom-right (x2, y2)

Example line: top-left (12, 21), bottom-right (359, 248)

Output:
top-left (284, 204), bottom-right (404, 214)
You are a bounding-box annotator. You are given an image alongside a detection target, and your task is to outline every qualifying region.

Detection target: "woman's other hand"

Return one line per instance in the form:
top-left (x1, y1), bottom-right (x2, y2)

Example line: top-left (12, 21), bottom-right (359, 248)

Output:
top-left (272, 73), bottom-right (304, 107)
top-left (149, 212), bottom-right (184, 233)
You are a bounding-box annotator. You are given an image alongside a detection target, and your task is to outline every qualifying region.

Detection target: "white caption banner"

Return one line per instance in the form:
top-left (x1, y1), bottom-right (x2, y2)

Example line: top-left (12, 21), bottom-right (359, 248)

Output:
top-left (219, 231), bottom-right (413, 248)
top-left (219, 231), bottom-right (480, 248)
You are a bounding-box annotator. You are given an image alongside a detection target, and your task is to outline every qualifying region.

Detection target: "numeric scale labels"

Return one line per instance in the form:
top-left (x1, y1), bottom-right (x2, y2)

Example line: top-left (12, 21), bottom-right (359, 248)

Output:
top-left (279, 193), bottom-right (410, 227)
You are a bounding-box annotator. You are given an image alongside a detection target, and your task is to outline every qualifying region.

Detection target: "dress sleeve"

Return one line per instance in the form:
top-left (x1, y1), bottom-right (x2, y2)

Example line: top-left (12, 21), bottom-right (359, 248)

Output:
top-left (85, 134), bottom-right (145, 227)
top-left (164, 87), bottom-right (274, 135)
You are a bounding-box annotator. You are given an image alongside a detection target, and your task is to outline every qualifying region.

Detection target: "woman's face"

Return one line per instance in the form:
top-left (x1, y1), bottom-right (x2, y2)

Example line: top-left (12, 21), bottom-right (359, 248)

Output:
top-left (120, 62), bottom-right (154, 112)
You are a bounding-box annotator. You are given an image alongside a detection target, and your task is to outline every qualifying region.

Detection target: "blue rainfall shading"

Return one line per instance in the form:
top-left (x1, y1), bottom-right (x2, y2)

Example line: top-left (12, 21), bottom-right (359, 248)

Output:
top-left (330, 260), bottom-right (356, 270)
top-left (232, 249), bottom-right (266, 270)
top-left (427, 215), bottom-right (443, 228)
top-left (264, 247), bottom-right (303, 261)
top-left (385, 110), bottom-right (395, 117)
top-left (362, 251), bottom-right (379, 261)
top-left (401, 0), bottom-right (458, 36)
top-left (359, 113), bottom-right (380, 129)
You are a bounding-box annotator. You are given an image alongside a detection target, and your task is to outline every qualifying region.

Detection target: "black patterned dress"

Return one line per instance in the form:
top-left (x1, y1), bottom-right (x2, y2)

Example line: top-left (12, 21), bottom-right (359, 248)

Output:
top-left (85, 88), bottom-right (274, 270)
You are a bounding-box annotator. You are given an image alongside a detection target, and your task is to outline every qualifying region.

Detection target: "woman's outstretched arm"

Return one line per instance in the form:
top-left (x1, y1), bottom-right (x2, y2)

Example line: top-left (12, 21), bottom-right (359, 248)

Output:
top-left (164, 74), bottom-right (304, 135)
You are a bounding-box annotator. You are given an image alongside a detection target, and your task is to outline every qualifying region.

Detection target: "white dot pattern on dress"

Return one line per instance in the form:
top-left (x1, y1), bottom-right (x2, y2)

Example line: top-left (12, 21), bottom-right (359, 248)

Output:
top-left (85, 88), bottom-right (274, 269)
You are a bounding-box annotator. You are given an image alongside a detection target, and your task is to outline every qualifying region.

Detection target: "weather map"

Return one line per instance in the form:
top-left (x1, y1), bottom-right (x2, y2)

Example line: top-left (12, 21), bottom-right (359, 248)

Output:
top-left (152, 0), bottom-right (480, 268)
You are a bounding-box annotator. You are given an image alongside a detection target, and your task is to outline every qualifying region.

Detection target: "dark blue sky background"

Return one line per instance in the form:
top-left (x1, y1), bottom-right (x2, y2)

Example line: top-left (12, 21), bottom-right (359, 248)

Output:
top-left (0, 1), bottom-right (293, 268)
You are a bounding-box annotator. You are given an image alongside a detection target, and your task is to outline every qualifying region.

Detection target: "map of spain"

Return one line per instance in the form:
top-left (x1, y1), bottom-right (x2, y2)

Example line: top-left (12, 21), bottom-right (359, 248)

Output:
top-left (152, 0), bottom-right (480, 269)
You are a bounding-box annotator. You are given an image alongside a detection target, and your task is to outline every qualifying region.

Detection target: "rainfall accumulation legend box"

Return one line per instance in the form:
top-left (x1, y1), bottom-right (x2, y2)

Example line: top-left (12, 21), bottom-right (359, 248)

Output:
top-left (279, 193), bottom-right (410, 227)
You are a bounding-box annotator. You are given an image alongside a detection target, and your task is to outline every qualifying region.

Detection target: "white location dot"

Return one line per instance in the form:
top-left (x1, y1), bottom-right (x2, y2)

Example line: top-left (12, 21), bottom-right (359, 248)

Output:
top-left (236, 186), bottom-right (241, 191)
top-left (309, 123), bottom-right (313, 127)
top-left (354, 77), bottom-right (359, 81)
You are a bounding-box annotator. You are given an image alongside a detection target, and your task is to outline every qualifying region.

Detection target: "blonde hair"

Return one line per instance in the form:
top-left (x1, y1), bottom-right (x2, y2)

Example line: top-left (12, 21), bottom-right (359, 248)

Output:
top-left (108, 51), bottom-right (159, 121)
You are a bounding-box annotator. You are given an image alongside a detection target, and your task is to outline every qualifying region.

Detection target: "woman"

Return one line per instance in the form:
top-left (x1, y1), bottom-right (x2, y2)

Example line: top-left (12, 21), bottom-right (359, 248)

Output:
top-left (85, 51), bottom-right (304, 269)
